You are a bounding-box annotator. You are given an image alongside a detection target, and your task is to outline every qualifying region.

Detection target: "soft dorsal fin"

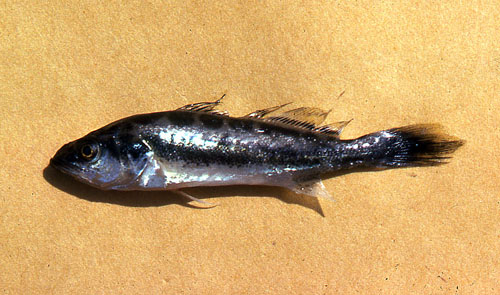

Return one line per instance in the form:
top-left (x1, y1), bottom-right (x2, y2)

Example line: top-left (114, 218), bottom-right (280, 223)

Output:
top-left (263, 107), bottom-right (331, 131)
top-left (176, 94), bottom-right (228, 115)
top-left (277, 107), bottom-right (331, 125)
top-left (265, 116), bottom-right (317, 130)
top-left (243, 102), bottom-right (292, 119)
top-left (313, 119), bottom-right (352, 137)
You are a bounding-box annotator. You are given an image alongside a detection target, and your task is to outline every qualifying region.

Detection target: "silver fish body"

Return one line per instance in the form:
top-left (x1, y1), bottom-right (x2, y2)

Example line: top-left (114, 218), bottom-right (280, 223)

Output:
top-left (50, 99), bottom-right (463, 200)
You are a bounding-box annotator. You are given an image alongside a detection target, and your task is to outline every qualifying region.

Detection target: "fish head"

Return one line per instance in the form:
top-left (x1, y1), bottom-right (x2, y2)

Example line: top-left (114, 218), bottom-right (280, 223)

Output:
top-left (50, 126), bottom-right (150, 190)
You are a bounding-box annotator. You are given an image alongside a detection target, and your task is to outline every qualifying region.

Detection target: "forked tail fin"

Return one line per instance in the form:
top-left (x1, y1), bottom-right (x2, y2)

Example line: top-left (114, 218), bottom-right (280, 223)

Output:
top-left (343, 124), bottom-right (464, 168)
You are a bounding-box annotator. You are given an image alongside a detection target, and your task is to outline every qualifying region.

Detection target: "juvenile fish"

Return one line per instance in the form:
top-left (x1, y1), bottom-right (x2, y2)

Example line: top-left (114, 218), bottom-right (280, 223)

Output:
top-left (50, 96), bottom-right (464, 204)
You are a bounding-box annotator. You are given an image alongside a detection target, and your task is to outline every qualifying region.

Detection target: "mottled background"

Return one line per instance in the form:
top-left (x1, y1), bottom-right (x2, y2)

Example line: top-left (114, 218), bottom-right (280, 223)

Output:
top-left (1, 1), bottom-right (499, 294)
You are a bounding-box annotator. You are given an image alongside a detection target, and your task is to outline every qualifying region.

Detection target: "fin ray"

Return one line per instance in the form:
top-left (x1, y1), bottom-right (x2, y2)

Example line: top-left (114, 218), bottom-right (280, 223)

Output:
top-left (173, 190), bottom-right (219, 208)
top-left (288, 179), bottom-right (334, 201)
top-left (313, 119), bottom-right (353, 137)
top-left (243, 102), bottom-right (292, 119)
top-left (277, 107), bottom-right (330, 125)
top-left (262, 106), bottom-right (331, 131)
top-left (177, 94), bottom-right (228, 116)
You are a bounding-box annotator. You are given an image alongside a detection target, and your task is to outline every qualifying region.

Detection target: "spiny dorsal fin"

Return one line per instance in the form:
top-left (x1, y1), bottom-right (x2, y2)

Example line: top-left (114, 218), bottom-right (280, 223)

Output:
top-left (176, 94), bottom-right (228, 115)
top-left (313, 119), bottom-right (353, 137)
top-left (263, 106), bottom-right (331, 131)
top-left (243, 102), bottom-right (292, 119)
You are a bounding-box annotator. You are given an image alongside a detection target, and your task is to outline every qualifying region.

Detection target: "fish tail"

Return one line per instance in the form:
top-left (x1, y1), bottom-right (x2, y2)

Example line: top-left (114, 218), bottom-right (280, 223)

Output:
top-left (342, 124), bottom-right (464, 168)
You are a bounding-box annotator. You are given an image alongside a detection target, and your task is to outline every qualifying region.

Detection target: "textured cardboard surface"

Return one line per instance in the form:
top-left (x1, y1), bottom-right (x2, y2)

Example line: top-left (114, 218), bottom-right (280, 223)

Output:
top-left (1, 1), bottom-right (499, 294)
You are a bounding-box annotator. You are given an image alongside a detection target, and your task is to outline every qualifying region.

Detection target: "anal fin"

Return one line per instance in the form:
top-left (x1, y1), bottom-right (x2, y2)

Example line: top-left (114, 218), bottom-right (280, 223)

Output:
top-left (288, 179), bottom-right (334, 201)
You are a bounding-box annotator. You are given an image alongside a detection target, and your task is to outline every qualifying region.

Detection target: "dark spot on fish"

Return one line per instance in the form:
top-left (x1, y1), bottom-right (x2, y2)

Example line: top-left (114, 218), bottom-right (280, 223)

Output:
top-left (199, 114), bottom-right (224, 129)
top-left (167, 111), bottom-right (195, 126)
top-left (300, 132), bottom-right (321, 142)
top-left (256, 121), bottom-right (305, 138)
top-left (227, 118), bottom-right (254, 131)
top-left (104, 137), bottom-right (122, 161)
top-left (119, 122), bottom-right (136, 134)
top-left (128, 142), bottom-right (146, 159)
top-left (129, 113), bottom-right (160, 125)
top-left (217, 135), bottom-right (230, 147)
top-left (117, 132), bottom-right (137, 145)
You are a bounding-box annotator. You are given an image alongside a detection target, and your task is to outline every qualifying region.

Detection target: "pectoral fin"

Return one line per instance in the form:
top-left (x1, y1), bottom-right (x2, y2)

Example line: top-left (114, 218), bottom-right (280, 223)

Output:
top-left (173, 190), bottom-right (219, 208)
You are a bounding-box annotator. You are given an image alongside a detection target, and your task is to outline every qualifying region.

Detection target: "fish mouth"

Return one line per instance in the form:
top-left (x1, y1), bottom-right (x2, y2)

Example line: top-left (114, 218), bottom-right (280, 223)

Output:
top-left (50, 157), bottom-right (80, 175)
top-left (50, 157), bottom-right (95, 187)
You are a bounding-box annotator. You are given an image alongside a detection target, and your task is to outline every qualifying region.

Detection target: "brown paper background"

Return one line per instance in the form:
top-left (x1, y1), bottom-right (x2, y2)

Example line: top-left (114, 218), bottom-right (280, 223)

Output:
top-left (1, 1), bottom-right (499, 294)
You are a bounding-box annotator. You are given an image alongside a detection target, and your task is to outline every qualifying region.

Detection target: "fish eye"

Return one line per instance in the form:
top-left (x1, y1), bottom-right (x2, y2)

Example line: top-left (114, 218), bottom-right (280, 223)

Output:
top-left (80, 143), bottom-right (99, 161)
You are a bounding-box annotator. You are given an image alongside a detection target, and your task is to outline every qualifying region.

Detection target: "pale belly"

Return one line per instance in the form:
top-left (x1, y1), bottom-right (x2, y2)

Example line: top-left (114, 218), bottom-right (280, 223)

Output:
top-left (131, 155), bottom-right (295, 191)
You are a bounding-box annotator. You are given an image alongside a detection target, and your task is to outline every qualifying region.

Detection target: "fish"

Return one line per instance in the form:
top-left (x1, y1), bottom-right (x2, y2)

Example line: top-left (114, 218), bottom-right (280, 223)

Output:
top-left (50, 95), bottom-right (464, 205)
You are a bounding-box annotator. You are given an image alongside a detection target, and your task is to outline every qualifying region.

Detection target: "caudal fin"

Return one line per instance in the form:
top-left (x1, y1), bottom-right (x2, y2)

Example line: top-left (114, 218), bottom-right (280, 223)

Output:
top-left (350, 124), bottom-right (464, 168)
